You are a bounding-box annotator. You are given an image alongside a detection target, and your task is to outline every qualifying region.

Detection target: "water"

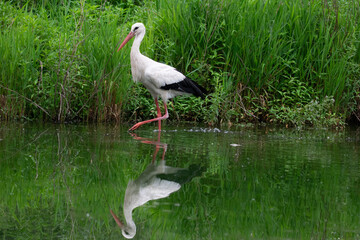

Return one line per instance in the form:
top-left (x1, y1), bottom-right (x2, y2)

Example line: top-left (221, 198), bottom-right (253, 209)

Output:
top-left (0, 123), bottom-right (359, 239)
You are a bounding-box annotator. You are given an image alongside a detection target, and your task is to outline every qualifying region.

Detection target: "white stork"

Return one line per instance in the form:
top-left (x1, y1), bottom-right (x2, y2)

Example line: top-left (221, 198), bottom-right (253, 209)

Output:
top-left (118, 23), bottom-right (207, 131)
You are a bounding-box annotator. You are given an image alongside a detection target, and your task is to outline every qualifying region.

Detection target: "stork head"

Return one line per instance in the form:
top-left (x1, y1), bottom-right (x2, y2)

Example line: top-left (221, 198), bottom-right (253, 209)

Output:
top-left (117, 22), bottom-right (145, 51)
top-left (122, 227), bottom-right (136, 239)
top-left (130, 22), bottom-right (145, 36)
top-left (110, 209), bottom-right (136, 239)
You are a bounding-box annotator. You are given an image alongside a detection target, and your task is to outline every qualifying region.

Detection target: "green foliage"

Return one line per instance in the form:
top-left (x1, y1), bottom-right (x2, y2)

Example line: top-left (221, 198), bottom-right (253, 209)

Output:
top-left (0, 1), bottom-right (133, 121)
top-left (152, 0), bottom-right (360, 126)
top-left (0, 0), bottom-right (359, 127)
top-left (269, 96), bottom-right (344, 128)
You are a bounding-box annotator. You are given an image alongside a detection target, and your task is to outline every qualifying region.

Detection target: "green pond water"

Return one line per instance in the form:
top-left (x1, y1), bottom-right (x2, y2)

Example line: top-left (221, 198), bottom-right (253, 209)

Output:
top-left (0, 123), bottom-right (359, 239)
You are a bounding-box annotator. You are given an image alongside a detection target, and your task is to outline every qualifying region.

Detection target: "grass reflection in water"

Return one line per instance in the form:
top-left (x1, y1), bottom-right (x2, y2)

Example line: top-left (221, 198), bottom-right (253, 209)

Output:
top-left (0, 124), bottom-right (359, 239)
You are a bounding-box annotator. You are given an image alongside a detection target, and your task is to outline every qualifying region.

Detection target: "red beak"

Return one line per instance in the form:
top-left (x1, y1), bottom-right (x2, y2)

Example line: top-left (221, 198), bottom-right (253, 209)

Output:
top-left (117, 31), bottom-right (135, 51)
top-left (110, 209), bottom-right (126, 229)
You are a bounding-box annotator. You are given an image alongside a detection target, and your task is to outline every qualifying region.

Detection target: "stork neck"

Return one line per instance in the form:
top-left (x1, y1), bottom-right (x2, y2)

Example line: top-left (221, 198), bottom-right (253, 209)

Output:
top-left (131, 31), bottom-right (145, 56)
top-left (124, 207), bottom-right (136, 233)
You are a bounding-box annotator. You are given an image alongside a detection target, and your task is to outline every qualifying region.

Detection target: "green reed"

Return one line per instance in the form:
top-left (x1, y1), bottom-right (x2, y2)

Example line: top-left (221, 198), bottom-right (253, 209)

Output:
top-left (0, 1), bottom-right (133, 122)
top-left (153, 0), bottom-right (360, 126)
top-left (0, 0), bottom-right (359, 126)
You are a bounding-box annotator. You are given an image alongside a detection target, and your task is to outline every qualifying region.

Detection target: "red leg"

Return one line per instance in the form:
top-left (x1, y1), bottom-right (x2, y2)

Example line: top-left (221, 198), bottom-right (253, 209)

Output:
top-left (129, 99), bottom-right (169, 131)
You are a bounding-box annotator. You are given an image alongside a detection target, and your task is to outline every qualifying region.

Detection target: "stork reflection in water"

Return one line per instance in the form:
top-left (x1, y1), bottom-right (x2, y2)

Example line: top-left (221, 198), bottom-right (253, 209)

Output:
top-left (110, 132), bottom-right (204, 239)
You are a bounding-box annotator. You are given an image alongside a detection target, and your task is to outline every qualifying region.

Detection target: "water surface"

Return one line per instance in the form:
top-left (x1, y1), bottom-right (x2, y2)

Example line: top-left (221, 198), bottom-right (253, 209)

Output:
top-left (0, 123), bottom-right (359, 239)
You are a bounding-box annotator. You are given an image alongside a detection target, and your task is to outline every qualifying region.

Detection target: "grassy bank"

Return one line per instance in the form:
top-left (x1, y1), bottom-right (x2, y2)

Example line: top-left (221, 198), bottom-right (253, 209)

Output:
top-left (1, 0), bottom-right (360, 127)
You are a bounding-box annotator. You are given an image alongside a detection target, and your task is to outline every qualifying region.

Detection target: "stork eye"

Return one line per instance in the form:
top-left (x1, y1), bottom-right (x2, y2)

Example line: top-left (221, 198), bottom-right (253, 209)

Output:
top-left (134, 26), bottom-right (139, 31)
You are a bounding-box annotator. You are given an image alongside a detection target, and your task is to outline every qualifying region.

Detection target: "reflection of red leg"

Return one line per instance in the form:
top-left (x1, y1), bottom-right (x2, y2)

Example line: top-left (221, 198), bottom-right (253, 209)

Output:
top-left (155, 99), bottom-right (162, 131)
top-left (152, 130), bottom-right (162, 163)
top-left (131, 131), bottom-right (167, 163)
top-left (129, 98), bottom-right (168, 131)
top-left (152, 144), bottom-right (160, 163)
top-left (152, 140), bottom-right (167, 162)
top-left (161, 144), bottom-right (167, 161)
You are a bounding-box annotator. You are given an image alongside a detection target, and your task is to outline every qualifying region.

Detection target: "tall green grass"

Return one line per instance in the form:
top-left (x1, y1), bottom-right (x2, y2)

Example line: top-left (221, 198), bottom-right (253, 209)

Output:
top-left (0, 1), bottom-right (134, 122)
top-left (0, 0), bottom-right (359, 126)
top-left (154, 0), bottom-right (360, 126)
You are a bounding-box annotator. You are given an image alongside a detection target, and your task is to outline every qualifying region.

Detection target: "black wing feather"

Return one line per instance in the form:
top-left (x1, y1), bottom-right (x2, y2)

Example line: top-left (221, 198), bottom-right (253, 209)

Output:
top-left (160, 77), bottom-right (207, 99)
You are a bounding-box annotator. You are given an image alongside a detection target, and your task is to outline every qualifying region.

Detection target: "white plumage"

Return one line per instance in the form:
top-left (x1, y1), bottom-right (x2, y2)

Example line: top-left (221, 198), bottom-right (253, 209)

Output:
top-left (118, 23), bottom-right (206, 131)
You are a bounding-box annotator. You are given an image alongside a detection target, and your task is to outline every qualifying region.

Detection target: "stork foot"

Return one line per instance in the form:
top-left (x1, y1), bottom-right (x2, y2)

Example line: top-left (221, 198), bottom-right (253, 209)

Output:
top-left (128, 123), bottom-right (142, 131)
